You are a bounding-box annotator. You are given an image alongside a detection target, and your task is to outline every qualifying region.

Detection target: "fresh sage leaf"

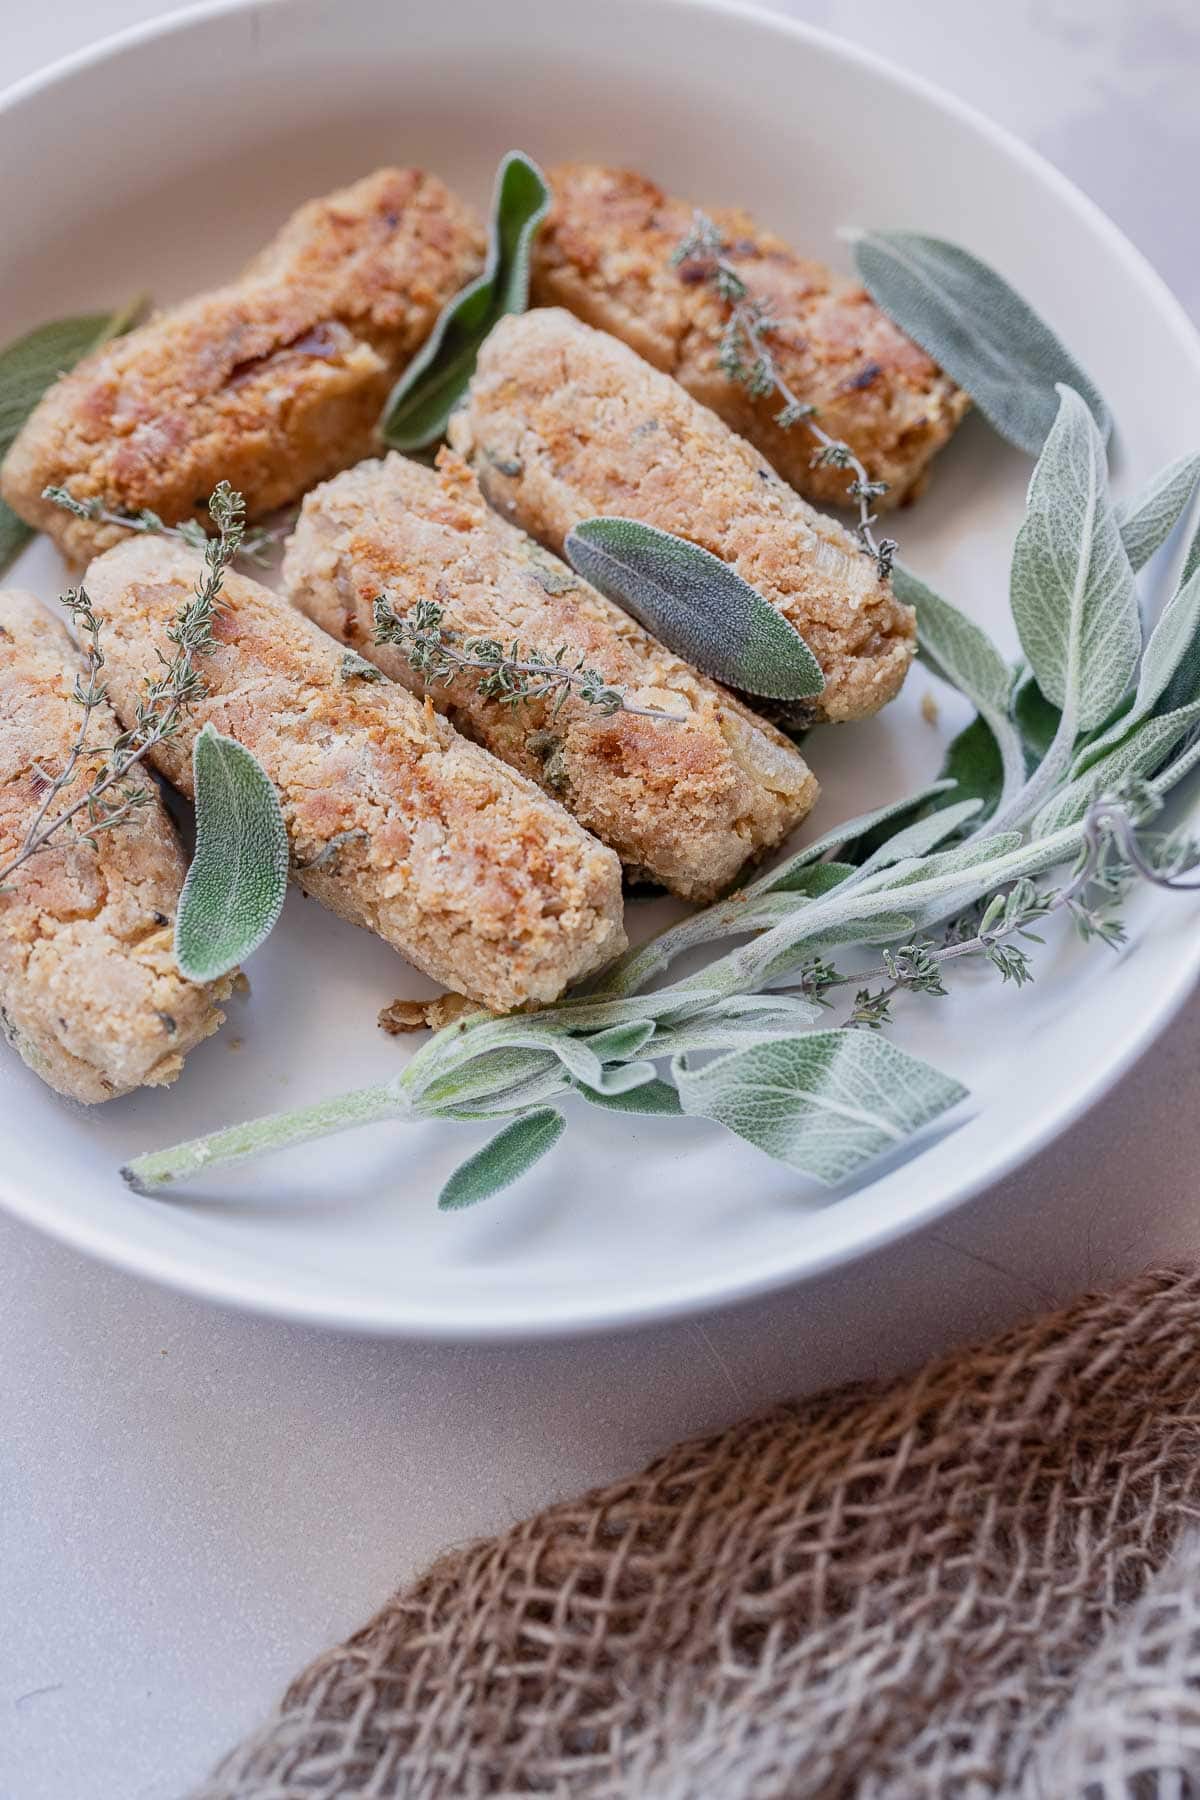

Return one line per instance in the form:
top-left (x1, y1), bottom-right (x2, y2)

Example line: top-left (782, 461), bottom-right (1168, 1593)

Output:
top-left (1010, 385), bottom-right (1140, 734)
top-left (1013, 671), bottom-right (1062, 768)
top-left (1115, 452), bottom-right (1200, 573)
top-left (1032, 699), bottom-right (1200, 837)
top-left (648, 994), bottom-right (822, 1056)
top-left (584, 1019), bottom-right (657, 1061)
top-left (854, 797), bottom-right (983, 880)
top-left (894, 562), bottom-right (1025, 807)
top-left (748, 783), bottom-right (954, 896)
top-left (588, 1059), bottom-right (660, 1096)
top-left (933, 716), bottom-right (1005, 819)
top-left (381, 151), bottom-right (549, 451)
top-left (0, 298), bottom-right (144, 573)
top-left (564, 516), bottom-right (824, 701)
top-left (1184, 516), bottom-right (1200, 590)
top-left (174, 724), bottom-right (289, 983)
top-left (576, 1079), bottom-right (683, 1116)
top-left (822, 782), bottom-right (966, 871)
top-left (850, 230), bottom-right (1110, 454)
top-left (437, 1106), bottom-right (565, 1210)
top-left (1075, 564), bottom-right (1200, 774)
top-left (674, 1030), bottom-right (967, 1185)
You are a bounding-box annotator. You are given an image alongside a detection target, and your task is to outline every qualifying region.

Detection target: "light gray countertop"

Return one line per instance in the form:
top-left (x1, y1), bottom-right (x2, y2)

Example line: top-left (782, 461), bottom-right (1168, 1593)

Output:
top-left (3, 3), bottom-right (1199, 1796)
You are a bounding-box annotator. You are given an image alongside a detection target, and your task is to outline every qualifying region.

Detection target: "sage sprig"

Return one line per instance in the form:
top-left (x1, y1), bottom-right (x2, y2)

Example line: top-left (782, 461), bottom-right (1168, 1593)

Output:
top-left (849, 229), bottom-right (1110, 454)
top-left (564, 517), bottom-right (824, 702)
top-left (381, 150), bottom-right (549, 451)
top-left (175, 724), bottom-right (289, 984)
top-left (0, 299), bottom-right (144, 572)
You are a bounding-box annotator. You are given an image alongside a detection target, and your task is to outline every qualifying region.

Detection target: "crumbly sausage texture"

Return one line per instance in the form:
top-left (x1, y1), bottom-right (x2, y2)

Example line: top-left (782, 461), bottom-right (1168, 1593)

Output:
top-left (83, 539), bottom-right (626, 1012)
top-left (283, 449), bottom-right (818, 902)
top-left (0, 590), bottom-right (232, 1103)
top-left (1, 169), bottom-right (485, 565)
top-left (531, 164), bottom-right (969, 511)
top-left (449, 309), bottom-right (916, 725)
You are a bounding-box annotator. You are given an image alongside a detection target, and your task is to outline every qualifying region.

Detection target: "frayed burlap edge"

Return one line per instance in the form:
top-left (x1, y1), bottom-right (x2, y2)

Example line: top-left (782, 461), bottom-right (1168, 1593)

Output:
top-left (193, 1265), bottom-right (1200, 1800)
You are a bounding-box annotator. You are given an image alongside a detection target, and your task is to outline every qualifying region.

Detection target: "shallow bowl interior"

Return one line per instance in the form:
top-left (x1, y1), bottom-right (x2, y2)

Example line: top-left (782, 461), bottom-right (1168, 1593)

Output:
top-left (1, 0), bottom-right (1198, 1337)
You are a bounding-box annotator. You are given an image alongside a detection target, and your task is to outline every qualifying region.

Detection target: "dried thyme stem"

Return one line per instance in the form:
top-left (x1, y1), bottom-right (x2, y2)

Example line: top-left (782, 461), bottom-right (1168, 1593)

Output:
top-left (673, 212), bottom-right (897, 579)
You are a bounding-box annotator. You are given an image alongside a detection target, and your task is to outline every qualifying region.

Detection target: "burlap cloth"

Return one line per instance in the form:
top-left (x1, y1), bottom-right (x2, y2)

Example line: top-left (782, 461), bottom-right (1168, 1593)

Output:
top-left (194, 1265), bottom-right (1200, 1799)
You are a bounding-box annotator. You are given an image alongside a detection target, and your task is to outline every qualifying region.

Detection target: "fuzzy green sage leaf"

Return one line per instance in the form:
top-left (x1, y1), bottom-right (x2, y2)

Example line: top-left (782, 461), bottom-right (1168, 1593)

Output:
top-left (174, 723), bottom-right (289, 983)
top-left (1115, 452), bottom-right (1200, 574)
top-left (0, 299), bottom-right (144, 573)
top-left (381, 151), bottom-right (549, 451)
top-left (850, 229), bottom-right (1110, 455)
top-left (564, 517), bottom-right (824, 701)
top-left (438, 1106), bottom-right (566, 1210)
top-left (673, 1030), bottom-right (967, 1185)
top-left (1010, 386), bottom-right (1139, 736)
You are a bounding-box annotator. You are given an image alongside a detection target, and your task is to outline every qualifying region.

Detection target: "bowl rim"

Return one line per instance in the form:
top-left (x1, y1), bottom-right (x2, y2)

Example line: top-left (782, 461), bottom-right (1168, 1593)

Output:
top-left (2, 0), bottom-right (1199, 1340)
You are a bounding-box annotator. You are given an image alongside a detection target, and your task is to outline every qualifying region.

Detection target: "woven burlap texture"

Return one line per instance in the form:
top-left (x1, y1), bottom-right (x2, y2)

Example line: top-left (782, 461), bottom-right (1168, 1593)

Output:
top-left (195, 1265), bottom-right (1200, 1800)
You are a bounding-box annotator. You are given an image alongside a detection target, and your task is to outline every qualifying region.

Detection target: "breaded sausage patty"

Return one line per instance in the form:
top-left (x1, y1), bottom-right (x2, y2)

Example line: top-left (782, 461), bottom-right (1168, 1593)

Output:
top-left (84, 539), bottom-right (626, 1012)
top-left (283, 449), bottom-right (819, 901)
top-left (449, 310), bottom-right (916, 725)
top-left (531, 164), bottom-right (968, 510)
top-left (2, 169), bottom-right (485, 565)
top-left (0, 590), bottom-right (232, 1103)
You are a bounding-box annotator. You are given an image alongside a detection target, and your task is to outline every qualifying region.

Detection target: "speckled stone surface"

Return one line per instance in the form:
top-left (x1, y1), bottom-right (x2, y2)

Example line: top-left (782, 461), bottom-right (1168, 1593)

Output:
top-left (2, 4), bottom-right (1198, 1797)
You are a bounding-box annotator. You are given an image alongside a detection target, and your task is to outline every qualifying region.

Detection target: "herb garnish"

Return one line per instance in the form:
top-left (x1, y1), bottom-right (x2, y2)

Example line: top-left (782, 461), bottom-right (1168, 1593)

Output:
top-left (848, 229), bottom-right (1111, 455)
top-left (672, 213), bottom-right (897, 579)
top-left (372, 595), bottom-right (681, 722)
top-left (380, 150), bottom-right (550, 451)
top-left (0, 483), bottom-right (246, 894)
top-left (564, 517), bottom-right (824, 703)
top-left (174, 724), bottom-right (289, 984)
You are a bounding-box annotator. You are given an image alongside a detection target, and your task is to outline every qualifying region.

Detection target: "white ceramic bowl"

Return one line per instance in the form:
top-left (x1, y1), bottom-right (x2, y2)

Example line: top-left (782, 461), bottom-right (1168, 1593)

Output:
top-left (2, 0), bottom-right (1199, 1338)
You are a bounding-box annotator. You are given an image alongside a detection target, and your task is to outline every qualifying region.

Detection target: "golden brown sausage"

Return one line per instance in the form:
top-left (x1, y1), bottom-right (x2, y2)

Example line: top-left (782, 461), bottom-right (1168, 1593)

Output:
top-left (2, 169), bottom-right (485, 564)
top-left (0, 590), bottom-right (232, 1102)
top-left (282, 449), bottom-right (818, 902)
top-left (83, 538), bottom-right (626, 1012)
top-left (531, 163), bottom-right (968, 510)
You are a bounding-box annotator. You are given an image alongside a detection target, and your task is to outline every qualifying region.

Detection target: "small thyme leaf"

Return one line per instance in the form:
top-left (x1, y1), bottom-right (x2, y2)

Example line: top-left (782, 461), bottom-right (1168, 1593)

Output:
top-left (381, 150), bottom-right (550, 451)
top-left (849, 228), bottom-right (1110, 454)
top-left (339, 649), bottom-right (385, 683)
top-left (0, 298), bottom-right (146, 573)
top-left (174, 724), bottom-right (289, 983)
top-left (437, 1107), bottom-right (566, 1210)
top-left (565, 516), bottom-right (823, 701)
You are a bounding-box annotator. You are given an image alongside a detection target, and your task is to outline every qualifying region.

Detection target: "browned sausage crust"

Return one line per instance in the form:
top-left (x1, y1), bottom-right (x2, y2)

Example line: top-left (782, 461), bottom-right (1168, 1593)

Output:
top-left (83, 539), bottom-right (626, 1012)
top-left (1, 169), bottom-right (486, 565)
top-left (531, 164), bottom-right (969, 511)
top-left (449, 309), bottom-right (916, 725)
top-left (282, 449), bottom-right (818, 902)
top-left (0, 590), bottom-right (232, 1102)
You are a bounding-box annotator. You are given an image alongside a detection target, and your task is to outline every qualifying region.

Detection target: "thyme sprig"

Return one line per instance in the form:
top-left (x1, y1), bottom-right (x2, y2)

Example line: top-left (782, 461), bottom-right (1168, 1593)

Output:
top-left (372, 595), bottom-right (681, 722)
top-left (41, 485), bottom-right (286, 567)
top-left (0, 484), bottom-right (245, 893)
top-left (672, 212), bottom-right (897, 579)
top-left (792, 792), bottom-right (1167, 1031)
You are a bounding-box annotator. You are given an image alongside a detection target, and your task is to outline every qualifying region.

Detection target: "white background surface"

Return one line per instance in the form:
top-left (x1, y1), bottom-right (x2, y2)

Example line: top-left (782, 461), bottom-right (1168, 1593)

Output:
top-left (3, 2), bottom-right (1200, 1796)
